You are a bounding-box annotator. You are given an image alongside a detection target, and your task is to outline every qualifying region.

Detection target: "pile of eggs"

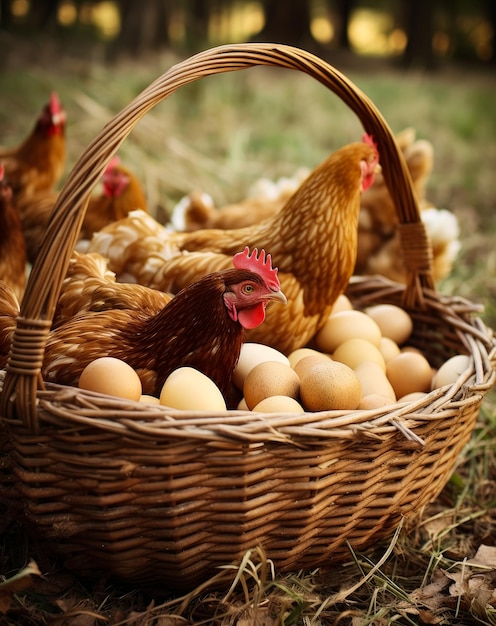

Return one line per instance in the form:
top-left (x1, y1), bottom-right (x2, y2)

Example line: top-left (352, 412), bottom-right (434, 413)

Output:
top-left (78, 295), bottom-right (471, 414)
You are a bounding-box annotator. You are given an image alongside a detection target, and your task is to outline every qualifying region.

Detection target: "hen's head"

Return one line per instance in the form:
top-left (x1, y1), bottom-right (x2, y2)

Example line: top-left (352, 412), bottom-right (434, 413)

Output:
top-left (223, 247), bottom-right (287, 329)
top-left (102, 157), bottom-right (130, 198)
top-left (38, 92), bottom-right (67, 137)
top-left (360, 133), bottom-right (380, 192)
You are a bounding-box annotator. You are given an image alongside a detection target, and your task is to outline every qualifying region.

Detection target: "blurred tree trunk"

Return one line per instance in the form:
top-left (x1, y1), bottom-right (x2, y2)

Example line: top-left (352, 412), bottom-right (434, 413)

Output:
top-left (30, 0), bottom-right (60, 31)
top-left (0, 0), bottom-right (13, 29)
top-left (253, 0), bottom-right (316, 48)
top-left (183, 0), bottom-right (211, 49)
top-left (483, 0), bottom-right (496, 63)
top-left (401, 0), bottom-right (436, 68)
top-left (113, 0), bottom-right (170, 57)
top-left (335, 0), bottom-right (356, 50)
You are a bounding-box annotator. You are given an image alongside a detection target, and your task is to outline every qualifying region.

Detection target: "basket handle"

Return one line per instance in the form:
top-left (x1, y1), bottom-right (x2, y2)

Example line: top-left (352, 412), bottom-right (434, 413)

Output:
top-left (1, 43), bottom-right (435, 429)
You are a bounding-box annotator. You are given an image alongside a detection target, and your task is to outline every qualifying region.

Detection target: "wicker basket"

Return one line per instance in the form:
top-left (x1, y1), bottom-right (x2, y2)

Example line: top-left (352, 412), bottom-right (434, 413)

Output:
top-left (1, 44), bottom-right (495, 590)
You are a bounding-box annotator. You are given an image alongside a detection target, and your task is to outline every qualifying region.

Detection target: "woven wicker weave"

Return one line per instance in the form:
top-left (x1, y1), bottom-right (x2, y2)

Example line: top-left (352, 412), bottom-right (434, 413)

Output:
top-left (1, 44), bottom-right (495, 589)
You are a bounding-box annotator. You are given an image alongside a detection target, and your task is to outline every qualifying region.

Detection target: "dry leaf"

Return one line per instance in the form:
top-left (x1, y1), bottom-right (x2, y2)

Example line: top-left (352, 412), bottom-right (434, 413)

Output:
top-left (466, 544), bottom-right (496, 569)
top-left (0, 560), bottom-right (41, 614)
top-left (408, 570), bottom-right (451, 610)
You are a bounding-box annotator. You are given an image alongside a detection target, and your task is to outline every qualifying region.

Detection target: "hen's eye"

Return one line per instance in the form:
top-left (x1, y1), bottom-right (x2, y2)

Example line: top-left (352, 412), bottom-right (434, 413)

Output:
top-left (242, 284), bottom-right (254, 294)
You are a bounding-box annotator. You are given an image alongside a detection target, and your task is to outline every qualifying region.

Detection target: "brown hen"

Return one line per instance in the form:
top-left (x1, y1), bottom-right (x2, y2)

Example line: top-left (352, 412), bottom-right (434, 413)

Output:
top-left (0, 92), bottom-right (66, 198)
top-left (88, 137), bottom-right (379, 354)
top-left (170, 128), bottom-right (458, 284)
top-left (18, 156), bottom-right (148, 264)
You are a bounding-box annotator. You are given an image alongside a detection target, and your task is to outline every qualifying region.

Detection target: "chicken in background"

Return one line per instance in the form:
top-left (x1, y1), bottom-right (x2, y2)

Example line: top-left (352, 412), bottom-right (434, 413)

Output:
top-left (18, 156), bottom-right (149, 264)
top-left (170, 128), bottom-right (460, 284)
top-left (0, 248), bottom-right (286, 402)
top-left (0, 92), bottom-right (66, 199)
top-left (356, 127), bottom-right (460, 283)
top-left (0, 166), bottom-right (27, 301)
top-left (171, 167), bottom-right (310, 231)
top-left (87, 136), bottom-right (380, 355)
top-left (78, 156), bottom-right (148, 243)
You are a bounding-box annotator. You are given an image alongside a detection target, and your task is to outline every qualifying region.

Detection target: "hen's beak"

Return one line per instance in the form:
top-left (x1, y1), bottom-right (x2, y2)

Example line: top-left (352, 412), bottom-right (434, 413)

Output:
top-left (268, 289), bottom-right (287, 305)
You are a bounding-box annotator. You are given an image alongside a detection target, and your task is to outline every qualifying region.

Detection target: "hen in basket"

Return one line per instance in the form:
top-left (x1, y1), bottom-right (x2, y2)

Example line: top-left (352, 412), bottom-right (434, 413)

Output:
top-left (87, 136), bottom-right (380, 355)
top-left (0, 247), bottom-right (286, 399)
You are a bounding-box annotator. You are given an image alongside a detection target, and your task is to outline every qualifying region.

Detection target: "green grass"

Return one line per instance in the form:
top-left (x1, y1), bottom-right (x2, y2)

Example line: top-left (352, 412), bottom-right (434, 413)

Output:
top-left (0, 43), bottom-right (495, 624)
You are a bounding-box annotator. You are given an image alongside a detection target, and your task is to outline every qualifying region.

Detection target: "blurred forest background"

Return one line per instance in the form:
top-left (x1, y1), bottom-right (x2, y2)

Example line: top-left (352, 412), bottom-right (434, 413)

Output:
top-left (1, 0), bottom-right (495, 69)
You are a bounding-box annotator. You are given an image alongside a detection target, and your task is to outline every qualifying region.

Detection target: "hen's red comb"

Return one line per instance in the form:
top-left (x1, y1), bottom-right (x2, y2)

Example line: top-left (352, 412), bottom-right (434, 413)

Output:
top-left (105, 156), bottom-right (121, 172)
top-left (0, 165), bottom-right (4, 181)
top-left (49, 92), bottom-right (63, 114)
top-left (362, 133), bottom-right (378, 150)
top-left (233, 247), bottom-right (280, 291)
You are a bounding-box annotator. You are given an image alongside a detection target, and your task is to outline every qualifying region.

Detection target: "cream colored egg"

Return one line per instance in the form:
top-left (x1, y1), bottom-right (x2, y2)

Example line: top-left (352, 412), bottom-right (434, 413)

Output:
top-left (232, 343), bottom-right (289, 389)
top-left (140, 394), bottom-right (160, 405)
top-left (365, 304), bottom-right (413, 345)
top-left (333, 338), bottom-right (386, 371)
top-left (293, 353), bottom-right (333, 379)
top-left (299, 361), bottom-right (362, 411)
top-left (386, 352), bottom-right (432, 398)
top-left (331, 294), bottom-right (353, 314)
top-left (379, 337), bottom-right (401, 363)
top-left (79, 356), bottom-right (142, 401)
top-left (431, 354), bottom-right (471, 389)
top-left (160, 367), bottom-right (226, 411)
top-left (252, 395), bottom-right (305, 413)
top-left (359, 394), bottom-right (396, 410)
top-left (243, 361), bottom-right (300, 410)
top-left (354, 361), bottom-right (396, 400)
top-left (237, 397), bottom-right (249, 411)
top-left (315, 310), bottom-right (382, 354)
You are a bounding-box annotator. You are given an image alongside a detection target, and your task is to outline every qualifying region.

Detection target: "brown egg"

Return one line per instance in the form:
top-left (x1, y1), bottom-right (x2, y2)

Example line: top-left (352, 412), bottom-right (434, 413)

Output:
top-left (232, 342), bottom-right (289, 389)
top-left (293, 353), bottom-right (333, 379)
top-left (359, 394), bottom-right (396, 410)
top-left (386, 352), bottom-right (432, 398)
top-left (299, 361), bottom-right (362, 411)
top-left (79, 356), bottom-right (142, 401)
top-left (315, 310), bottom-right (382, 354)
top-left (365, 304), bottom-right (413, 345)
top-left (354, 361), bottom-right (396, 400)
top-left (252, 396), bottom-right (305, 413)
top-left (243, 361), bottom-right (300, 410)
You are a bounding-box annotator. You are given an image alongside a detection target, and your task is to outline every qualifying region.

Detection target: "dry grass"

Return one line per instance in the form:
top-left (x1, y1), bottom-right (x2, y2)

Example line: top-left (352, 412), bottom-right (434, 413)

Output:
top-left (0, 42), bottom-right (495, 624)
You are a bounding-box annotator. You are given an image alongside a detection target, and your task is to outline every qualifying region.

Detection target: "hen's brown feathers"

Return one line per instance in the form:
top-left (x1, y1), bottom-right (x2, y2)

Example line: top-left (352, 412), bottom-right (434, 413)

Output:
top-left (54, 251), bottom-right (171, 325)
top-left (0, 174), bottom-right (27, 301)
